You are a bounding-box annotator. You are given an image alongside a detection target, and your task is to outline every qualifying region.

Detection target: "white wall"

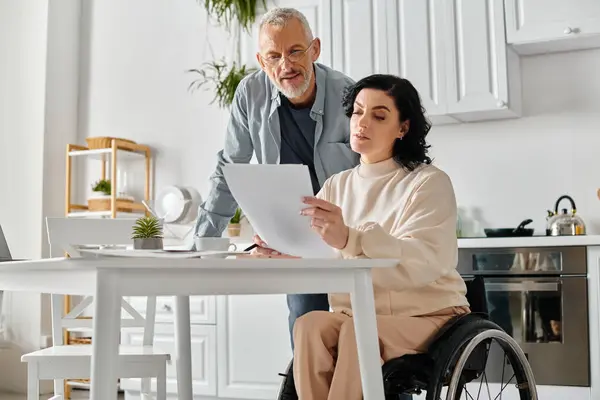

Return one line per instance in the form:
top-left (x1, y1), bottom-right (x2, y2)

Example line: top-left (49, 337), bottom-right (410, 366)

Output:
top-left (78, 0), bottom-right (232, 206)
top-left (0, 0), bottom-right (48, 392)
top-left (0, 0), bottom-right (80, 392)
top-left (429, 49), bottom-right (600, 236)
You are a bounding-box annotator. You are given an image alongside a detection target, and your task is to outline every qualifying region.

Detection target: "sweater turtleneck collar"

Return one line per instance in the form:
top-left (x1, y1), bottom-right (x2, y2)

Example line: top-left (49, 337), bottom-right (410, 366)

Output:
top-left (357, 157), bottom-right (402, 178)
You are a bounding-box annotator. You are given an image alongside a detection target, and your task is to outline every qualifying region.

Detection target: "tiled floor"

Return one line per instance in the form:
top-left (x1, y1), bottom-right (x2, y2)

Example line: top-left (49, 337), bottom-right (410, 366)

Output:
top-left (0, 390), bottom-right (124, 399)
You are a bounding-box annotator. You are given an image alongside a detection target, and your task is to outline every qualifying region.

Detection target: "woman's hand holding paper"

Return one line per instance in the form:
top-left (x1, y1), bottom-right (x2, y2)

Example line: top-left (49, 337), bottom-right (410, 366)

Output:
top-left (301, 197), bottom-right (349, 250)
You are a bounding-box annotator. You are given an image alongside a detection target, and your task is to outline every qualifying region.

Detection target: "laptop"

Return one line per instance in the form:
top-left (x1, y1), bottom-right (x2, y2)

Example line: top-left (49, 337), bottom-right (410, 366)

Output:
top-left (0, 225), bottom-right (12, 261)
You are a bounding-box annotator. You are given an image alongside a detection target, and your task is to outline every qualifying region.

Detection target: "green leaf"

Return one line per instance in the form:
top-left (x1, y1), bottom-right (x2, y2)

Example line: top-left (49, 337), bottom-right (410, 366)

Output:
top-left (230, 208), bottom-right (242, 223)
top-left (91, 179), bottom-right (111, 195)
top-left (188, 59), bottom-right (256, 108)
top-left (200, 0), bottom-right (267, 32)
top-left (131, 216), bottom-right (163, 239)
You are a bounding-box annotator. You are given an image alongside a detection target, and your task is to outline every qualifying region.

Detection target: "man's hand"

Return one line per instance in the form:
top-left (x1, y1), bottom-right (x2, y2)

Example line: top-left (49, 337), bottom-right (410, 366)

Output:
top-left (301, 197), bottom-right (349, 250)
top-left (246, 235), bottom-right (298, 259)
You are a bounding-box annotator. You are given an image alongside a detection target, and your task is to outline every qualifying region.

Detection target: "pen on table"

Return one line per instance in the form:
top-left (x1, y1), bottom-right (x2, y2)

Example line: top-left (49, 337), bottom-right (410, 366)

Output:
top-left (243, 243), bottom-right (258, 252)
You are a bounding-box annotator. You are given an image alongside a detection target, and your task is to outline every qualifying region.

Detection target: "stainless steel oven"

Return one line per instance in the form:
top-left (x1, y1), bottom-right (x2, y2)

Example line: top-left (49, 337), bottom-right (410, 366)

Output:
top-left (458, 245), bottom-right (588, 387)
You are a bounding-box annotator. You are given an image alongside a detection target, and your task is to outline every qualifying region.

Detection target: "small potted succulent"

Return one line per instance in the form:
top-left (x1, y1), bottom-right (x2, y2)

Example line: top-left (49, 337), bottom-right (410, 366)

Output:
top-left (228, 208), bottom-right (242, 237)
top-left (132, 215), bottom-right (164, 250)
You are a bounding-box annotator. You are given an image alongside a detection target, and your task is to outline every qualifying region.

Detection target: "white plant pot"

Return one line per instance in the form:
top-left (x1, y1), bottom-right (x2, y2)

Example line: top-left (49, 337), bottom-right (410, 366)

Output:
top-left (90, 191), bottom-right (110, 199)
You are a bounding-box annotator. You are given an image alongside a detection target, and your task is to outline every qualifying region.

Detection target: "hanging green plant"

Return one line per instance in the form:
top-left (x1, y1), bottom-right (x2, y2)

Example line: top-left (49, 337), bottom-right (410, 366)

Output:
top-left (188, 59), bottom-right (256, 108)
top-left (200, 0), bottom-right (267, 32)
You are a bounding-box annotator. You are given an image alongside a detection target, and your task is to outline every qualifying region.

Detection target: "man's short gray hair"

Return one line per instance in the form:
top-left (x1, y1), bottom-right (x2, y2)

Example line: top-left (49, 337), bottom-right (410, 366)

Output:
top-left (258, 7), bottom-right (314, 42)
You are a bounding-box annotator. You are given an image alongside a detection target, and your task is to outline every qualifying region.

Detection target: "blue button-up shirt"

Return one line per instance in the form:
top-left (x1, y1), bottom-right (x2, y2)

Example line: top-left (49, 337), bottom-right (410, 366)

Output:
top-left (194, 63), bottom-right (360, 237)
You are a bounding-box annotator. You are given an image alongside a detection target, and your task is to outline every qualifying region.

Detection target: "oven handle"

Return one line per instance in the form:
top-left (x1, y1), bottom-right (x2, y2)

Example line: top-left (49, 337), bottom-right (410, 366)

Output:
top-left (485, 281), bottom-right (559, 292)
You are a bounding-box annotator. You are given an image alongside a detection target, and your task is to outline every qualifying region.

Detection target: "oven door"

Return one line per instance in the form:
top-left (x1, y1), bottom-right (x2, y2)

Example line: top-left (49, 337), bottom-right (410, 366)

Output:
top-left (481, 276), bottom-right (589, 387)
top-left (458, 246), bottom-right (587, 275)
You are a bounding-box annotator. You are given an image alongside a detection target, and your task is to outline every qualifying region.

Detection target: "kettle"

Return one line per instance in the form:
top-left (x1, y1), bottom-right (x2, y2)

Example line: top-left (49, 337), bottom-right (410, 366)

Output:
top-left (546, 195), bottom-right (586, 236)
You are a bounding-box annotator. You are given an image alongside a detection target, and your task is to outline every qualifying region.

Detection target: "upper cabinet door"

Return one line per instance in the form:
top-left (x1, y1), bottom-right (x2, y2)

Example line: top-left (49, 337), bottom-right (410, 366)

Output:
top-left (505, 0), bottom-right (600, 45)
top-left (329, 0), bottom-right (387, 81)
top-left (385, 0), bottom-right (449, 119)
top-left (444, 0), bottom-right (519, 118)
top-left (238, 0), bottom-right (333, 68)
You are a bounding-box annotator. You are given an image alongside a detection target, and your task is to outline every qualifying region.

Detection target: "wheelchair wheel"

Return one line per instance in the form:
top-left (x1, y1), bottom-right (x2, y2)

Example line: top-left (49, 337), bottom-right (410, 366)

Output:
top-left (276, 359), bottom-right (298, 400)
top-left (428, 320), bottom-right (537, 400)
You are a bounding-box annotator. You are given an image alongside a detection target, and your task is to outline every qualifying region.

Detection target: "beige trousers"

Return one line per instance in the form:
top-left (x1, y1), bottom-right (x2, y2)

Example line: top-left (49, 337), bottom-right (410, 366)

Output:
top-left (292, 306), bottom-right (470, 400)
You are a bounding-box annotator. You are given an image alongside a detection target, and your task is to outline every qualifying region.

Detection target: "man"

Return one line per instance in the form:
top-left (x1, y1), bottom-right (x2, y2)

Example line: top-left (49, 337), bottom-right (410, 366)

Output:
top-left (193, 7), bottom-right (359, 349)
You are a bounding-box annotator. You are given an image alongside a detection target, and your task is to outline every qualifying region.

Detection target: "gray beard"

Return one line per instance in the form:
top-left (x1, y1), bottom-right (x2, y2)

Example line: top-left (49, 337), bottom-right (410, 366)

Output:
top-left (271, 66), bottom-right (313, 99)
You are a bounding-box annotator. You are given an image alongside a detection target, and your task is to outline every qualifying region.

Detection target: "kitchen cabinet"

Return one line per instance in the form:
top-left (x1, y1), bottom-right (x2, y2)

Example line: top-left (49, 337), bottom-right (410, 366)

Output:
top-left (216, 294), bottom-right (292, 399)
top-left (505, 0), bottom-right (600, 54)
top-left (384, 0), bottom-right (520, 123)
top-left (121, 294), bottom-right (293, 400)
top-left (444, 0), bottom-right (521, 121)
top-left (237, 0), bottom-right (520, 124)
top-left (384, 0), bottom-right (456, 124)
top-left (328, 0), bottom-right (387, 81)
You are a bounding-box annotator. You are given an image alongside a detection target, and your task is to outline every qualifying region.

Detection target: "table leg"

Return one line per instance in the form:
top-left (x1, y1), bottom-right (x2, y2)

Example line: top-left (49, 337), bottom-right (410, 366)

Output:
top-left (90, 271), bottom-right (121, 400)
top-left (350, 270), bottom-right (385, 400)
top-left (174, 295), bottom-right (193, 400)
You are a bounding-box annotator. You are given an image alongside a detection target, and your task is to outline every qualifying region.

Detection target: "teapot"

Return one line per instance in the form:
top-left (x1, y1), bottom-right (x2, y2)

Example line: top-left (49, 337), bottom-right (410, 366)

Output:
top-left (546, 195), bottom-right (586, 236)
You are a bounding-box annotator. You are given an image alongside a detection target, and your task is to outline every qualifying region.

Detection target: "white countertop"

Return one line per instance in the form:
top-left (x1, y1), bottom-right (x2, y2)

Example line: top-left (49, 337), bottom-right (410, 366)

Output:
top-left (222, 234), bottom-right (600, 250)
top-left (458, 235), bottom-right (600, 248)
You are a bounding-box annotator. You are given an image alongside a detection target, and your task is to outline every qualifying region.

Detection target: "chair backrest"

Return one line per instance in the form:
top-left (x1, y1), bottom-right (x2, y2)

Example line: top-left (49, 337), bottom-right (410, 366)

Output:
top-left (44, 217), bottom-right (156, 347)
top-left (46, 217), bottom-right (137, 257)
top-left (464, 275), bottom-right (489, 314)
top-left (0, 225), bottom-right (12, 261)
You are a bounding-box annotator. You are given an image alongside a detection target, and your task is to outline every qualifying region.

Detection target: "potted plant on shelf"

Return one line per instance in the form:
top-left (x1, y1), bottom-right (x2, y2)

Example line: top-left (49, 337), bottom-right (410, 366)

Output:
top-left (228, 208), bottom-right (243, 237)
top-left (91, 179), bottom-right (111, 197)
top-left (88, 178), bottom-right (134, 212)
top-left (132, 216), bottom-right (164, 250)
top-left (88, 179), bottom-right (111, 211)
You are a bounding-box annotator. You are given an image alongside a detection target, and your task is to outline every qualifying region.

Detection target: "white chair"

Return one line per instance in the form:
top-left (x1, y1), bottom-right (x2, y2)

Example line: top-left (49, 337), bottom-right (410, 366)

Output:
top-left (21, 217), bottom-right (170, 400)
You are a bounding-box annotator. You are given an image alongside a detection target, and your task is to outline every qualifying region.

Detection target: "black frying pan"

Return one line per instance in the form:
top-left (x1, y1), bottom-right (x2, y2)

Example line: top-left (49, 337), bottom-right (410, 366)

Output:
top-left (484, 219), bottom-right (534, 238)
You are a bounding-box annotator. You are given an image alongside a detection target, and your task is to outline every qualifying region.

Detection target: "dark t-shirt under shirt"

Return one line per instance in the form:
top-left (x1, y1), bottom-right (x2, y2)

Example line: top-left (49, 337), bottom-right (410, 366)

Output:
top-left (277, 95), bottom-right (321, 195)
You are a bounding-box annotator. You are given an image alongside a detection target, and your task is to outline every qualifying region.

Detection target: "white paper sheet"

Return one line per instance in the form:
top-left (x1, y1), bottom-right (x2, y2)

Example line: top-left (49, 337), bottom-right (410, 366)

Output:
top-left (77, 248), bottom-right (248, 259)
top-left (223, 164), bottom-right (338, 258)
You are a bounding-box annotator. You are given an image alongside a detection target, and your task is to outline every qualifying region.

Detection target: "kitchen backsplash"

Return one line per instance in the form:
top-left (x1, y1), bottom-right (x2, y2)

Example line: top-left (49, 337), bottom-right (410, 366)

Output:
top-left (426, 49), bottom-right (600, 236)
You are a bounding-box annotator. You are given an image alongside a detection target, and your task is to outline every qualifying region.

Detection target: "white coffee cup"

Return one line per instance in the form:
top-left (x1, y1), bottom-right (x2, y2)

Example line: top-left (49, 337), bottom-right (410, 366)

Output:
top-left (194, 237), bottom-right (237, 257)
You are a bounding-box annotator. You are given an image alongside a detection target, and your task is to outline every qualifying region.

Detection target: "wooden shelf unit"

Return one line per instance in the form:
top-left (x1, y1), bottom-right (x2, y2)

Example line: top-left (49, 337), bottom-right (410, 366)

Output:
top-left (62, 138), bottom-right (152, 397)
top-left (65, 140), bottom-right (151, 218)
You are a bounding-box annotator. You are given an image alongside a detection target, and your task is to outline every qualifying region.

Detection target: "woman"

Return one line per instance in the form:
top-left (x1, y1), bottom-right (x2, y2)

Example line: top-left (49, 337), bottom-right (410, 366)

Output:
top-left (252, 74), bottom-right (470, 400)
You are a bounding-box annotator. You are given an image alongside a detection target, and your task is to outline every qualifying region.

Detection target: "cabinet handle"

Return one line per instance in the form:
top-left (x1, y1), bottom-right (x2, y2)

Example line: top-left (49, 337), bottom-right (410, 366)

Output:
top-left (486, 282), bottom-right (559, 292)
top-left (163, 304), bottom-right (172, 312)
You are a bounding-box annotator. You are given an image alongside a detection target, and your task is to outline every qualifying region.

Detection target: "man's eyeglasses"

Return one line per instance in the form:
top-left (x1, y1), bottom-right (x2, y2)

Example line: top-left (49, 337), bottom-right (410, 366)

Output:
top-left (260, 39), bottom-right (316, 67)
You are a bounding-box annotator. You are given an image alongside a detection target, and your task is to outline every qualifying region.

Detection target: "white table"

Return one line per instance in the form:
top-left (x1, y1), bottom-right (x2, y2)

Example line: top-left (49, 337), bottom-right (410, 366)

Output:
top-left (0, 256), bottom-right (397, 400)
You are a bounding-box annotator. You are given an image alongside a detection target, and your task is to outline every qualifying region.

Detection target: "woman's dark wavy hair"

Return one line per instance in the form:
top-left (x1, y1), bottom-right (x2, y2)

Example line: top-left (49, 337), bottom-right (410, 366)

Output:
top-left (342, 74), bottom-right (432, 171)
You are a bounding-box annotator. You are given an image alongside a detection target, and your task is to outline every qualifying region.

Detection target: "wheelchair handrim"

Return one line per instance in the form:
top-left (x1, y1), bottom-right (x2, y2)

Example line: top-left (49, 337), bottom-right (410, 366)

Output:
top-left (446, 329), bottom-right (538, 400)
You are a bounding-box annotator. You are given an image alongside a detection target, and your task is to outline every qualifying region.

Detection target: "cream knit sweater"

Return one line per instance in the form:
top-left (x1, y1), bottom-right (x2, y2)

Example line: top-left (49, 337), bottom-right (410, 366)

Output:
top-left (318, 157), bottom-right (469, 317)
